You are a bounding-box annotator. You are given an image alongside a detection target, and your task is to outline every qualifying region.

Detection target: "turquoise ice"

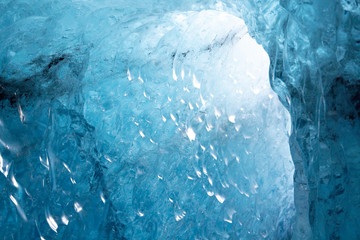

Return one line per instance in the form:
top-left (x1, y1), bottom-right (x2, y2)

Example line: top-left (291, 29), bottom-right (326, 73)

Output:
top-left (0, 0), bottom-right (359, 239)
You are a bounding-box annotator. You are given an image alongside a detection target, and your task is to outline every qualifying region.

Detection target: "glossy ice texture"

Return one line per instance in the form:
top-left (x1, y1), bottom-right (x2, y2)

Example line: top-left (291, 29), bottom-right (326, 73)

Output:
top-left (1, 0), bottom-right (360, 239)
top-left (0, 2), bottom-right (294, 239)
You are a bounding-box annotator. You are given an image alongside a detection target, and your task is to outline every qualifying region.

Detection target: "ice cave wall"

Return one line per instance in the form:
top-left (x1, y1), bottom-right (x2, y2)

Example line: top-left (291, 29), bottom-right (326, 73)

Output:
top-left (0, 0), bottom-right (359, 239)
top-left (0, 1), bottom-right (295, 239)
top-left (229, 1), bottom-right (360, 239)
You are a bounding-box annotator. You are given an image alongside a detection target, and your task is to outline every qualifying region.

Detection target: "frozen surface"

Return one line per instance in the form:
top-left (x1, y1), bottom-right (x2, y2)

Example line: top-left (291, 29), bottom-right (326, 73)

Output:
top-left (1, 0), bottom-right (360, 239)
top-left (0, 2), bottom-right (295, 240)
top-left (236, 1), bottom-right (360, 239)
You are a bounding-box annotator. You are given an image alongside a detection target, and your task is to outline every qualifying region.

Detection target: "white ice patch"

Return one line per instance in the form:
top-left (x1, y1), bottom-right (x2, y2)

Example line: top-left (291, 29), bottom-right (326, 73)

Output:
top-left (186, 127), bottom-right (196, 142)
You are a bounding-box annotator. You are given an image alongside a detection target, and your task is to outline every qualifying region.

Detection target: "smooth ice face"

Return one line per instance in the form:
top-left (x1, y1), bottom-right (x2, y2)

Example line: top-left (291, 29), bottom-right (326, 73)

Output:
top-left (0, 2), bottom-right (296, 240)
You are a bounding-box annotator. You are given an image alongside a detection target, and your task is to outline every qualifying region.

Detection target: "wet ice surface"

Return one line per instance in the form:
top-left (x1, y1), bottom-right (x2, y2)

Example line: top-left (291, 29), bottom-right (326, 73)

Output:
top-left (0, 3), bottom-right (294, 240)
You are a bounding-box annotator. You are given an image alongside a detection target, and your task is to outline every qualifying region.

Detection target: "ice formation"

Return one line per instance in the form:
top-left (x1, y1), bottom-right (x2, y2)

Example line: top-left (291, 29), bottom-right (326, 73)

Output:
top-left (0, 0), bottom-right (359, 239)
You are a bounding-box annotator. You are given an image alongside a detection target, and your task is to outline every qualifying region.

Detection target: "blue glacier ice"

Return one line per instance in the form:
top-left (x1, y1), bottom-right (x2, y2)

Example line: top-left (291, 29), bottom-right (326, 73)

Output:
top-left (0, 0), bottom-right (359, 239)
